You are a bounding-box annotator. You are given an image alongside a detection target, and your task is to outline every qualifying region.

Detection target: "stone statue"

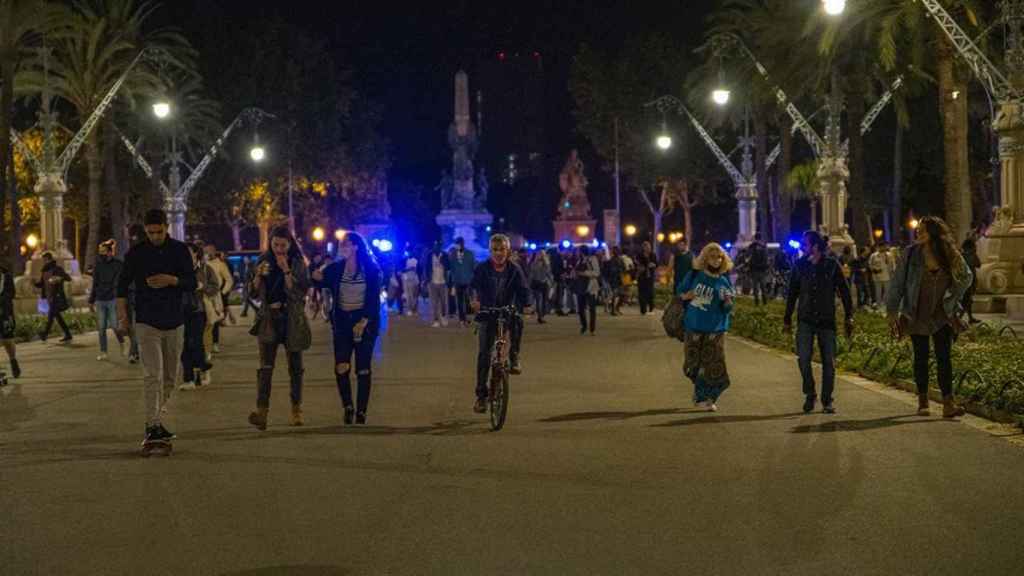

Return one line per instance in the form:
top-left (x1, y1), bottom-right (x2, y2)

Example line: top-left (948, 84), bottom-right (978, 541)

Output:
top-left (556, 149), bottom-right (592, 221)
top-left (443, 70), bottom-right (478, 211)
top-left (475, 167), bottom-right (489, 210)
top-left (436, 169), bottom-right (454, 209)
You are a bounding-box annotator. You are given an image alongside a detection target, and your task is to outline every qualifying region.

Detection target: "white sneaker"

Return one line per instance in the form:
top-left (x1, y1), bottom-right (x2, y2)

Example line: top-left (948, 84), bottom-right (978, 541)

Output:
top-left (179, 382), bottom-right (196, 391)
top-left (96, 353), bottom-right (108, 361)
top-left (205, 354), bottom-right (213, 364)
top-left (441, 318), bottom-right (449, 327)
top-left (431, 321), bottom-right (440, 328)
top-left (405, 311), bottom-right (414, 317)
top-left (709, 403), bottom-right (718, 412)
top-left (212, 344), bottom-right (220, 353)
top-left (200, 371), bottom-right (211, 386)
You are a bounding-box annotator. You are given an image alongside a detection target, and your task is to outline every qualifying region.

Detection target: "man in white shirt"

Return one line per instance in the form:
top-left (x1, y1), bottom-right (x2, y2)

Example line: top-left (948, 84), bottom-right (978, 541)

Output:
top-left (425, 241), bottom-right (450, 327)
top-left (868, 243), bottom-right (894, 308)
top-left (401, 252), bottom-right (419, 317)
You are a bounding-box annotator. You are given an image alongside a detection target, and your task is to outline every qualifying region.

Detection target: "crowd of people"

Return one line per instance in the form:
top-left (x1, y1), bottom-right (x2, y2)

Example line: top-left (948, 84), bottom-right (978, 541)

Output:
top-left (2, 205), bottom-right (981, 445)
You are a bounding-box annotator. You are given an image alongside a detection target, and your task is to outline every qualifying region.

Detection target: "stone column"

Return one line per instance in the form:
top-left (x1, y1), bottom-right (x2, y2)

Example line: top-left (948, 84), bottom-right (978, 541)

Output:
top-left (735, 182), bottom-right (757, 248)
top-left (36, 174), bottom-right (66, 255)
top-left (817, 155), bottom-right (855, 252)
top-left (165, 195), bottom-right (187, 241)
top-left (978, 100), bottom-right (1024, 298)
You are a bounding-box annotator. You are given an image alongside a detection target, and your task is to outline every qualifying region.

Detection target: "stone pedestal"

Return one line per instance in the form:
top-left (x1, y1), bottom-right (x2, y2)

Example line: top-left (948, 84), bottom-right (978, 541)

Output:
top-left (436, 210), bottom-right (493, 256)
top-left (977, 100), bottom-right (1024, 299)
top-left (37, 174), bottom-right (67, 253)
top-left (817, 156), bottom-right (856, 254)
top-left (735, 182), bottom-right (758, 248)
top-left (553, 219), bottom-right (596, 245)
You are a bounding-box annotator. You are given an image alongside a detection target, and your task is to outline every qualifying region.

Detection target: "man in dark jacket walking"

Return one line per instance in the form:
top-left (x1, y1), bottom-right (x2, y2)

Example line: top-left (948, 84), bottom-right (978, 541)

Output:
top-left (784, 231), bottom-right (854, 414)
top-left (36, 252), bottom-right (73, 343)
top-left (748, 233), bottom-right (770, 306)
top-left (448, 237), bottom-right (477, 326)
top-left (90, 240), bottom-right (127, 360)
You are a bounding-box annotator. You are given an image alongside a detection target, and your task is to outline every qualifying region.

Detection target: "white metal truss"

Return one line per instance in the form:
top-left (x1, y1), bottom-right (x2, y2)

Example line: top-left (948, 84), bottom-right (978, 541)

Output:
top-left (645, 95), bottom-right (748, 187)
top-left (176, 107), bottom-right (274, 199)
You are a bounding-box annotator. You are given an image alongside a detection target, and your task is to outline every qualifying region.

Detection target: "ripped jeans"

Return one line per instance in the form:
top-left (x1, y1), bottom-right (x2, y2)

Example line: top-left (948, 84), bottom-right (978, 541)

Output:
top-left (332, 310), bottom-right (378, 414)
top-left (256, 313), bottom-right (304, 408)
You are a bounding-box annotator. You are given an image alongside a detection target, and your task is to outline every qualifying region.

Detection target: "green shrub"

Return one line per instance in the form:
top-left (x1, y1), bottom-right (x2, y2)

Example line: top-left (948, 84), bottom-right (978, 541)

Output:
top-left (13, 310), bottom-right (98, 343)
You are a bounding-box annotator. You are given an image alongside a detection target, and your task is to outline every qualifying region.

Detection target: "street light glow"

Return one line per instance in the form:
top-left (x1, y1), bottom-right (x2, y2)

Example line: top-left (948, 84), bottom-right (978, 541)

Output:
top-left (334, 229), bottom-right (347, 241)
top-left (152, 101), bottom-right (171, 119)
top-left (656, 135), bottom-right (673, 150)
top-left (250, 146), bottom-right (266, 162)
top-left (312, 227), bottom-right (325, 241)
top-left (575, 225), bottom-right (590, 237)
top-left (25, 233), bottom-right (39, 249)
top-left (624, 224), bottom-right (637, 237)
top-left (823, 0), bottom-right (846, 16)
top-left (909, 218), bottom-right (920, 230)
top-left (712, 89), bottom-right (731, 106)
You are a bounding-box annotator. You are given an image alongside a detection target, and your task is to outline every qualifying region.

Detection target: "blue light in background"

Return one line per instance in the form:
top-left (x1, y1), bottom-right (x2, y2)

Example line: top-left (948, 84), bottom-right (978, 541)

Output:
top-left (377, 239), bottom-right (394, 252)
top-left (788, 239), bottom-right (801, 250)
top-left (485, 225), bottom-right (492, 232)
top-left (725, 242), bottom-right (733, 250)
top-left (561, 240), bottom-right (571, 249)
top-left (371, 239), bottom-right (381, 248)
top-left (528, 243), bottom-right (537, 251)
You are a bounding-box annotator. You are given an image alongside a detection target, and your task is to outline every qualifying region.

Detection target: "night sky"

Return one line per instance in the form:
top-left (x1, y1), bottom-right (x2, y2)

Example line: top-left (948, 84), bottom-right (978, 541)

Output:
top-left (166, 1), bottom-right (719, 235)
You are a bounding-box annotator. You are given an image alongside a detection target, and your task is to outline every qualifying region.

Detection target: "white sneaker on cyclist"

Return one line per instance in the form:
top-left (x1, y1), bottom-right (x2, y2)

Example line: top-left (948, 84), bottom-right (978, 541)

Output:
top-left (431, 321), bottom-right (440, 328)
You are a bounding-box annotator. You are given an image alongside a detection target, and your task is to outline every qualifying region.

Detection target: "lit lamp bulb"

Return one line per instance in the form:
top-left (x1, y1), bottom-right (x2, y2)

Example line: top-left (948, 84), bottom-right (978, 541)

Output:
top-left (656, 135), bottom-right (673, 150)
top-left (909, 218), bottom-right (920, 230)
top-left (152, 101), bottom-right (171, 119)
top-left (25, 233), bottom-right (39, 249)
top-left (624, 225), bottom-right (637, 237)
top-left (312, 227), bottom-right (325, 242)
top-left (823, 0), bottom-right (846, 16)
top-left (576, 225), bottom-right (590, 237)
top-left (712, 89), bottom-right (731, 106)
top-left (335, 229), bottom-right (347, 241)
top-left (657, 233), bottom-right (665, 243)
top-left (250, 146), bottom-right (266, 162)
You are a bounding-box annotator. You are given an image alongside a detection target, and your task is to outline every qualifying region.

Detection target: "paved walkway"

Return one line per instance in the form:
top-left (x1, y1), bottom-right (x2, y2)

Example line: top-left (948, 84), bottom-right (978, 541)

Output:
top-left (2, 307), bottom-right (1023, 575)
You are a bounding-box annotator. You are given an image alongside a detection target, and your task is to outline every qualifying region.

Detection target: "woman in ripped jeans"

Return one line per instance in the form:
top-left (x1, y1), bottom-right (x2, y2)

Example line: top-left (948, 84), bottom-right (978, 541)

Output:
top-left (314, 232), bottom-right (382, 425)
top-left (247, 227), bottom-right (312, 430)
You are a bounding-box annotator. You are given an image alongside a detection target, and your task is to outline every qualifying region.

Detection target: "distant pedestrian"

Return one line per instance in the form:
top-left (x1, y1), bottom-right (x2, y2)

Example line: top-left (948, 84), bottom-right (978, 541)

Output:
top-left (637, 241), bottom-right (657, 315)
top-left (870, 242), bottom-right (895, 308)
top-left (401, 251), bottom-right (420, 317)
top-left (528, 248), bottom-right (554, 323)
top-left (179, 243), bottom-right (218, 390)
top-left (117, 209), bottom-right (196, 445)
top-left (960, 234), bottom-right (982, 324)
top-left (748, 233), bottom-right (770, 306)
top-left (852, 246), bottom-right (871, 308)
top-left (36, 252), bottom-right (72, 343)
top-left (240, 256), bottom-right (256, 318)
top-left (784, 230), bottom-right (854, 415)
top-left (603, 246), bottom-right (625, 315)
top-left (90, 240), bottom-right (128, 360)
top-left (573, 245), bottom-right (601, 335)
top-left (247, 227), bottom-right (311, 429)
top-left (887, 216), bottom-right (972, 418)
top-left (678, 243), bottom-right (735, 411)
top-left (314, 232), bottom-right (381, 425)
top-left (424, 241), bottom-right (451, 327)
top-left (548, 248), bottom-right (567, 316)
top-left (449, 237), bottom-right (476, 326)
top-left (0, 263), bottom-right (20, 379)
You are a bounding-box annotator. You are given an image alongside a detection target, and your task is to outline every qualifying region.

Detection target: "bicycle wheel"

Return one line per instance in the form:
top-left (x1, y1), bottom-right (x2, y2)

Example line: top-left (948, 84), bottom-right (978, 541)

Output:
top-left (489, 369), bottom-right (510, 431)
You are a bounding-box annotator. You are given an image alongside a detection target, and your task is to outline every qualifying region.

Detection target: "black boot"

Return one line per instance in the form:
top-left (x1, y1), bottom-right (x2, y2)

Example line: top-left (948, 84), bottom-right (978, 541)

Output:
top-left (10, 359), bottom-right (20, 379)
top-left (336, 373), bottom-right (354, 422)
top-left (356, 372), bottom-right (372, 424)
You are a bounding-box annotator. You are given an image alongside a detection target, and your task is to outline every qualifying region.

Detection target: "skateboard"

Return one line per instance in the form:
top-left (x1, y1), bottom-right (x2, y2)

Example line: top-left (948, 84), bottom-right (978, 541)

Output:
top-left (141, 439), bottom-right (172, 457)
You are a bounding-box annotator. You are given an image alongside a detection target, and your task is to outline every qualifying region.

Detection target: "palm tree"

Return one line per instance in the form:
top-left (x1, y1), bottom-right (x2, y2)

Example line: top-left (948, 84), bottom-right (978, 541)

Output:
top-left (787, 160), bottom-right (821, 232)
top-left (20, 0), bottom-right (195, 267)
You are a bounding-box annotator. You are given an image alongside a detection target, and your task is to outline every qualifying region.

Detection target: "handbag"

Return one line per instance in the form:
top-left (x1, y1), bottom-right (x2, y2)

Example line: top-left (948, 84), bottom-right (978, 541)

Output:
top-left (661, 296), bottom-right (687, 342)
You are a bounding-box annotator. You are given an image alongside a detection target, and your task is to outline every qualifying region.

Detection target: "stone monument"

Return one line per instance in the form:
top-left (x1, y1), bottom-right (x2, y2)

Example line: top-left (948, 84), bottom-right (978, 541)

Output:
top-left (552, 150), bottom-right (596, 244)
top-left (435, 71), bottom-right (493, 254)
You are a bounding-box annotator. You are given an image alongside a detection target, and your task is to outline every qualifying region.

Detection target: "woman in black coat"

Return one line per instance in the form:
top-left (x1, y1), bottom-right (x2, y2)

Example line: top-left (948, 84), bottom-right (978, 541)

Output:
top-left (313, 232), bottom-right (382, 425)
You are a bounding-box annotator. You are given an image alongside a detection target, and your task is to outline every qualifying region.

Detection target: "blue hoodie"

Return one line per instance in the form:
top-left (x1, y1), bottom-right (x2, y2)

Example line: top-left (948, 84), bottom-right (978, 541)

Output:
top-left (680, 271), bottom-right (734, 334)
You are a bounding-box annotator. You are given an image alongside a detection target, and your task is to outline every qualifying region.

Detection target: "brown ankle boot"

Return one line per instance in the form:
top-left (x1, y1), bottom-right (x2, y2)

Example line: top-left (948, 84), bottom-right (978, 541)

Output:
top-left (248, 406), bottom-right (269, 430)
top-left (917, 394), bottom-right (931, 416)
top-left (290, 404), bottom-right (304, 426)
top-left (942, 395), bottom-right (965, 419)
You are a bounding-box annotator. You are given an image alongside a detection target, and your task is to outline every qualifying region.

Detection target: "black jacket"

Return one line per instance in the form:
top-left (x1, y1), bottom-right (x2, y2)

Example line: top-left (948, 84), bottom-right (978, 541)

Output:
top-left (117, 238), bottom-right (197, 331)
top-left (471, 260), bottom-right (530, 314)
top-left (36, 261), bottom-right (71, 309)
top-left (315, 258), bottom-right (383, 327)
top-left (89, 256), bottom-right (123, 304)
top-left (784, 255), bottom-right (854, 330)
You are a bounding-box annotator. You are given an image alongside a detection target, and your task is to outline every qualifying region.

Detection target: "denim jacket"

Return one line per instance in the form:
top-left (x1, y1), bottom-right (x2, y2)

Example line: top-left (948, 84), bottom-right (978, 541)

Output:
top-left (886, 245), bottom-right (972, 320)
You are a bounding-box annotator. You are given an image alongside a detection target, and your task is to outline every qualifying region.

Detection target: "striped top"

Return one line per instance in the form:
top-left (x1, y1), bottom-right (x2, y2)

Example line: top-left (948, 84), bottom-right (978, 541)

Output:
top-left (338, 268), bottom-right (366, 311)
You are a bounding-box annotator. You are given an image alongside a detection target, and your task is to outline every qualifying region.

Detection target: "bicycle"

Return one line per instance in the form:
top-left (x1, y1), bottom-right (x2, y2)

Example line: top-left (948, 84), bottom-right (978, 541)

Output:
top-left (476, 305), bottom-right (517, 431)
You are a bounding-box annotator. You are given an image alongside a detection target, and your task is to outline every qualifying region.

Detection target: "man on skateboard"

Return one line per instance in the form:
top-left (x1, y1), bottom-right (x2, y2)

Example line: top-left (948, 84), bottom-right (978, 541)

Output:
top-left (117, 209), bottom-right (196, 451)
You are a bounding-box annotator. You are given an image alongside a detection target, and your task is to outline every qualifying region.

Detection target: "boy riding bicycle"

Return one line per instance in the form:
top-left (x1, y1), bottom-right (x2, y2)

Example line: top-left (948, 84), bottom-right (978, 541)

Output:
top-left (470, 235), bottom-right (531, 413)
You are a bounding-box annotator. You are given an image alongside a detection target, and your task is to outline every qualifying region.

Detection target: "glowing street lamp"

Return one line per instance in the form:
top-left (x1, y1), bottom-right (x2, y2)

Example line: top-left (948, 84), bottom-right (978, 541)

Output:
top-left (909, 218), bottom-right (920, 230)
top-left (656, 233), bottom-right (665, 243)
top-left (250, 145), bottom-right (266, 162)
top-left (711, 88), bottom-right (731, 106)
top-left (624, 224), bottom-right (637, 237)
top-left (656, 134), bottom-right (673, 150)
top-left (312, 227), bottom-right (325, 242)
top-left (152, 101), bottom-right (171, 119)
top-left (576, 225), bottom-right (590, 237)
top-left (334, 229), bottom-right (347, 241)
top-left (873, 229), bottom-right (884, 239)
top-left (822, 0), bottom-right (846, 16)
top-left (25, 233), bottom-right (39, 250)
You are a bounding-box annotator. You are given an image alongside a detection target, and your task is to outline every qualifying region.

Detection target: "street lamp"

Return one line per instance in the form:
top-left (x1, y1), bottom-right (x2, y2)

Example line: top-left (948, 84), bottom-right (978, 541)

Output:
top-left (575, 225), bottom-right (590, 237)
top-left (656, 134), bottom-right (673, 150)
top-left (250, 145), bottom-right (265, 162)
top-left (312, 227), bottom-right (325, 242)
top-left (624, 224), bottom-right (637, 237)
top-left (909, 218), bottom-right (920, 230)
top-left (334, 228), bottom-right (347, 241)
top-left (822, 0), bottom-right (846, 16)
top-left (25, 233), bottom-right (39, 250)
top-left (152, 101), bottom-right (171, 119)
top-left (711, 88), bottom-right (731, 106)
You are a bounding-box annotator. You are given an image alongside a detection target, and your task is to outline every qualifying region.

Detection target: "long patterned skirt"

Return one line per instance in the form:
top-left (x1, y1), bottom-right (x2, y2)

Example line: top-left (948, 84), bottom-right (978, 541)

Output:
top-left (684, 331), bottom-right (731, 403)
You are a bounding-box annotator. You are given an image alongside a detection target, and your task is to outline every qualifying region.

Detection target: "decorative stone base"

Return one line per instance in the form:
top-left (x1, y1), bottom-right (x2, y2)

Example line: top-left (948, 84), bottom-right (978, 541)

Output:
top-left (436, 210), bottom-right (493, 256)
top-left (13, 253), bottom-right (92, 316)
top-left (977, 232), bottom-right (1024, 295)
top-left (553, 219), bottom-right (596, 245)
top-left (1007, 295), bottom-right (1024, 321)
top-left (971, 296), bottom-right (1005, 315)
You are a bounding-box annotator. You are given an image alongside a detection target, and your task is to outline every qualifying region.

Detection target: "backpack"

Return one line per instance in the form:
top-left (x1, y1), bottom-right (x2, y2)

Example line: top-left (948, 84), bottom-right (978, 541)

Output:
top-left (750, 243), bottom-right (769, 271)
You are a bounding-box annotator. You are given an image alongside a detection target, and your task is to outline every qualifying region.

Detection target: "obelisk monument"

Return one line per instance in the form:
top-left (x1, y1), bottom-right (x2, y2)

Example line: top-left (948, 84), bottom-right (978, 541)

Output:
top-left (436, 71), bottom-right (492, 254)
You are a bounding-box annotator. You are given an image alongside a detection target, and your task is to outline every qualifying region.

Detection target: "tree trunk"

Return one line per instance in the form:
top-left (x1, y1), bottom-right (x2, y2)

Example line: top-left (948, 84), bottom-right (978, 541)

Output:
top-left (259, 219), bottom-right (271, 252)
top-left (8, 145), bottom-right (18, 273)
top-left (845, 64), bottom-right (870, 246)
top-left (85, 130), bottom-right (102, 268)
top-left (891, 123), bottom-right (904, 243)
top-left (811, 198), bottom-right (818, 232)
top-left (231, 220), bottom-right (242, 251)
top-left (777, 121), bottom-right (794, 241)
top-left (104, 116), bottom-right (127, 252)
top-left (937, 34), bottom-right (972, 241)
top-left (0, 4), bottom-right (14, 271)
top-left (754, 110), bottom-right (770, 241)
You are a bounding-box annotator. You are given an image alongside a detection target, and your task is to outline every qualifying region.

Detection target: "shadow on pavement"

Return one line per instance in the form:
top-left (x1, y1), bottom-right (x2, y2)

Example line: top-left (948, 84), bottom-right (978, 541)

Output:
top-left (651, 412), bottom-right (807, 427)
top-left (218, 567), bottom-right (350, 576)
top-left (238, 419), bottom-right (489, 438)
top-left (789, 414), bottom-right (957, 434)
top-left (539, 408), bottom-right (696, 423)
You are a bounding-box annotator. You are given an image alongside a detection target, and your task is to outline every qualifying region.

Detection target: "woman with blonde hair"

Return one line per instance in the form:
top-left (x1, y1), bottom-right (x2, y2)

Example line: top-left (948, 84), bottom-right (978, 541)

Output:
top-left (678, 243), bottom-right (735, 411)
top-left (887, 216), bottom-right (972, 418)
